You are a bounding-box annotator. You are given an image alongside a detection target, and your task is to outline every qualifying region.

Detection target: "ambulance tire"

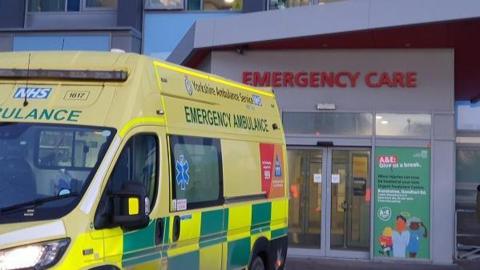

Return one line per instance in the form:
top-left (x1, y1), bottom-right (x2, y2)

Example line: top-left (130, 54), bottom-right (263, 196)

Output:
top-left (250, 256), bottom-right (266, 270)
top-left (249, 237), bottom-right (270, 270)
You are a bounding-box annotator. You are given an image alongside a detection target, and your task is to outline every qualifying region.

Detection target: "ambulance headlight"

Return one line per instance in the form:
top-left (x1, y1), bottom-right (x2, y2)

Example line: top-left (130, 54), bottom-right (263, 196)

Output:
top-left (0, 238), bottom-right (70, 269)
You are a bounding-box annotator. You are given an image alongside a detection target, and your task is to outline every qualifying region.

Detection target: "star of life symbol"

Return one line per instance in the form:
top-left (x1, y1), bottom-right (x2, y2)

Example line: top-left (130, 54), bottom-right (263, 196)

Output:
top-left (176, 154), bottom-right (190, 190)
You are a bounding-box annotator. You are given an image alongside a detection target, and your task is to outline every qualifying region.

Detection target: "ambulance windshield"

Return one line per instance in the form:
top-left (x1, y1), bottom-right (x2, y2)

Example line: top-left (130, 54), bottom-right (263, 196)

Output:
top-left (0, 123), bottom-right (115, 223)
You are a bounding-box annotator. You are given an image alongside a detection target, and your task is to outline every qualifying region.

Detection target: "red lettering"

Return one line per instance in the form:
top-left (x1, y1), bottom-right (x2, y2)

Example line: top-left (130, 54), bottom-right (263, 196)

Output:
top-left (242, 71), bottom-right (252, 85)
top-left (245, 71), bottom-right (417, 89)
top-left (295, 72), bottom-right (308, 87)
top-left (349, 72), bottom-right (361, 87)
top-left (321, 72), bottom-right (335, 87)
top-left (378, 72), bottom-right (394, 87)
top-left (283, 72), bottom-right (294, 87)
top-left (272, 72), bottom-right (282, 88)
top-left (406, 72), bottom-right (417, 88)
top-left (310, 72), bottom-right (320, 87)
top-left (392, 72), bottom-right (405, 88)
top-left (365, 72), bottom-right (379, 88)
top-left (253, 72), bottom-right (271, 87)
top-left (335, 72), bottom-right (349, 88)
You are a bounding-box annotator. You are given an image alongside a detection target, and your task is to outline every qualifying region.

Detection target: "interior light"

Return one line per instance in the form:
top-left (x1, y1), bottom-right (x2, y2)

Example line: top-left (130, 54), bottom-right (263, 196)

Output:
top-left (224, 0), bottom-right (234, 3)
top-left (381, 120), bottom-right (389, 125)
top-left (376, 115), bottom-right (383, 120)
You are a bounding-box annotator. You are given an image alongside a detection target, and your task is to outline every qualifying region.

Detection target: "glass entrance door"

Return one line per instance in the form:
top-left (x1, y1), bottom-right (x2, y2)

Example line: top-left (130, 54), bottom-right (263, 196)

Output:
top-left (288, 147), bottom-right (371, 257)
top-left (328, 149), bottom-right (371, 255)
top-left (288, 149), bottom-right (326, 249)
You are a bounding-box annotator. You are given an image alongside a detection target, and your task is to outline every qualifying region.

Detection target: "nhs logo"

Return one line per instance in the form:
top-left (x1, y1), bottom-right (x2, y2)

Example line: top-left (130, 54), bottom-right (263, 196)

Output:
top-left (14, 87), bottom-right (52, 100)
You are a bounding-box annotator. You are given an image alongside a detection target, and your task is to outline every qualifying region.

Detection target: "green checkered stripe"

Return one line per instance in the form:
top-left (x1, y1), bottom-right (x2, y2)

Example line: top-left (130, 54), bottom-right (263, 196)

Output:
top-left (121, 200), bottom-right (288, 269)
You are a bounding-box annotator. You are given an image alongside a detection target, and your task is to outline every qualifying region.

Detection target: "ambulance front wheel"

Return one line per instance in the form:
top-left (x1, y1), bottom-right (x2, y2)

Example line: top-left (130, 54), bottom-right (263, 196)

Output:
top-left (249, 255), bottom-right (266, 270)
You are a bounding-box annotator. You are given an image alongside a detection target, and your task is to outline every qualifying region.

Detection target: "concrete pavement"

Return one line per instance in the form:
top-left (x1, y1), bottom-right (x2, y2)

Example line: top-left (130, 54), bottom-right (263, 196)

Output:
top-left (285, 257), bottom-right (479, 270)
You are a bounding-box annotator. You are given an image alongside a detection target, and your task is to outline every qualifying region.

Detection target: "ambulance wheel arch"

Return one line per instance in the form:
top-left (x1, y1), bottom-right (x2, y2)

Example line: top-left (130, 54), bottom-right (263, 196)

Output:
top-left (249, 236), bottom-right (270, 270)
top-left (89, 265), bottom-right (120, 270)
top-left (249, 235), bottom-right (288, 270)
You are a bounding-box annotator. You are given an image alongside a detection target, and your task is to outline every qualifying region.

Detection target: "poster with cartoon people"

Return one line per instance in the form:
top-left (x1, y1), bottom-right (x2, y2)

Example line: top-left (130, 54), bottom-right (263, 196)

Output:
top-left (374, 147), bottom-right (430, 259)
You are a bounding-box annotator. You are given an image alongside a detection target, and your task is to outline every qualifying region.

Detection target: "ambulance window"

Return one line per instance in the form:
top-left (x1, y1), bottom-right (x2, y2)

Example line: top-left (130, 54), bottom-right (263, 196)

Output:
top-left (107, 134), bottom-right (158, 204)
top-left (37, 129), bottom-right (110, 169)
top-left (170, 135), bottom-right (223, 210)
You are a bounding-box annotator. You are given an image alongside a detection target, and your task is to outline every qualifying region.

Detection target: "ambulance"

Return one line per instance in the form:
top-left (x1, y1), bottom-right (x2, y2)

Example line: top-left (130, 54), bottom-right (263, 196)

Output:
top-left (0, 51), bottom-right (288, 270)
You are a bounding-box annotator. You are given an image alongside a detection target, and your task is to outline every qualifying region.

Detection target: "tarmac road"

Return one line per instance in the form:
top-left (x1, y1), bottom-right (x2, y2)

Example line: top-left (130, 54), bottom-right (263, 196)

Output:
top-left (285, 257), bottom-right (478, 270)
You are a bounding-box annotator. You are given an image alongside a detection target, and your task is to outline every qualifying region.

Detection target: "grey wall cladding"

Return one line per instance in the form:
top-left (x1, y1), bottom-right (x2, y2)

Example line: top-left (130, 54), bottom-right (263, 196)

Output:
top-left (117, 0), bottom-right (143, 31)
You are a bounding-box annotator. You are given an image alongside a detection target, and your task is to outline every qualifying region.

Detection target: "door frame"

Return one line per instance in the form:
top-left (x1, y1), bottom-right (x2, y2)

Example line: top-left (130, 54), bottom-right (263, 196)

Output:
top-left (287, 147), bottom-right (328, 258)
top-left (288, 146), bottom-right (372, 259)
top-left (325, 147), bottom-right (371, 259)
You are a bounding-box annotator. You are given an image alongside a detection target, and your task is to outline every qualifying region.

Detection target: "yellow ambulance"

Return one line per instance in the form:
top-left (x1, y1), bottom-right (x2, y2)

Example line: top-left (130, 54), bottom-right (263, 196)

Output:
top-left (0, 51), bottom-right (288, 270)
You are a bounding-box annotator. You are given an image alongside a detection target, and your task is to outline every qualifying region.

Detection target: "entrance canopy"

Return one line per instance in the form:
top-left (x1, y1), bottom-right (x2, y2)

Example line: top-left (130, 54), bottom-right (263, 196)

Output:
top-left (168, 0), bottom-right (480, 101)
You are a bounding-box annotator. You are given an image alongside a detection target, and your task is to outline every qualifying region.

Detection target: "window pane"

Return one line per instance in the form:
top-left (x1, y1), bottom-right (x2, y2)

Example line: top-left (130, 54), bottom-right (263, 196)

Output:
top-left (283, 112), bottom-right (373, 136)
top-left (146, 0), bottom-right (184, 9)
top-left (376, 113), bottom-right (431, 137)
top-left (0, 124), bottom-right (114, 210)
top-left (28, 0), bottom-right (66, 12)
top-left (85, 0), bottom-right (117, 8)
top-left (73, 131), bottom-right (111, 168)
top-left (38, 130), bottom-right (74, 167)
top-left (456, 101), bottom-right (480, 130)
top-left (269, 0), bottom-right (340, 9)
top-left (171, 136), bottom-right (221, 209)
top-left (37, 129), bottom-right (111, 169)
top-left (187, 0), bottom-right (201, 10)
top-left (67, 0), bottom-right (80, 11)
top-left (108, 135), bottom-right (158, 203)
top-left (204, 0), bottom-right (242, 11)
top-left (269, 0), bottom-right (310, 9)
top-left (457, 148), bottom-right (480, 183)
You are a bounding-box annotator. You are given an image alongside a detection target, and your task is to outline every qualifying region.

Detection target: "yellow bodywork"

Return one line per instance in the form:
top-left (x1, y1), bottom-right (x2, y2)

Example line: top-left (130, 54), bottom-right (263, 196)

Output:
top-left (0, 52), bottom-right (288, 270)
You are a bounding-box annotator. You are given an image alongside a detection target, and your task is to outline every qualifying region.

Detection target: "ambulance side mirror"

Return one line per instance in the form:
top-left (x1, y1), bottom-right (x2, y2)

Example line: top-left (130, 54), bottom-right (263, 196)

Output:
top-left (112, 182), bottom-right (150, 231)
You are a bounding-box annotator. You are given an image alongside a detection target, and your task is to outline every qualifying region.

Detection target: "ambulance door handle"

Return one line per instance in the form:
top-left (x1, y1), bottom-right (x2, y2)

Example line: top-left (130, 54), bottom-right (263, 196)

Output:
top-left (173, 216), bottom-right (181, 242)
top-left (155, 218), bottom-right (165, 245)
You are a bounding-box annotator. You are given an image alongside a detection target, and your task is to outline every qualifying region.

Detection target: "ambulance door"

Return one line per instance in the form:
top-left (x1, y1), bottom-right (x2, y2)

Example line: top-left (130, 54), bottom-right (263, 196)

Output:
top-left (166, 135), bottom-right (225, 270)
top-left (94, 126), bottom-right (163, 269)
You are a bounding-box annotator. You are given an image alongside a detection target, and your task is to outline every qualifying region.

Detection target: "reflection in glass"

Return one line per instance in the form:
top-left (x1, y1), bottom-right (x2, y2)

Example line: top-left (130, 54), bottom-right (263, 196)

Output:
top-left (188, 0), bottom-right (242, 10)
top-left (0, 123), bottom-right (114, 210)
top-left (456, 101), bottom-right (480, 130)
top-left (28, 0), bottom-right (66, 12)
top-left (85, 0), bottom-right (117, 8)
top-left (269, 0), bottom-right (340, 9)
top-left (456, 148), bottom-right (480, 183)
top-left (283, 112), bottom-right (373, 136)
top-left (145, 0), bottom-right (184, 9)
top-left (376, 113), bottom-right (431, 137)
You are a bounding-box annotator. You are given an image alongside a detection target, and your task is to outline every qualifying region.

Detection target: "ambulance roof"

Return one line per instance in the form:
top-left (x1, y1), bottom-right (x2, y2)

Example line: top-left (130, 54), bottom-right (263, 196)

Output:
top-left (0, 51), bottom-right (283, 142)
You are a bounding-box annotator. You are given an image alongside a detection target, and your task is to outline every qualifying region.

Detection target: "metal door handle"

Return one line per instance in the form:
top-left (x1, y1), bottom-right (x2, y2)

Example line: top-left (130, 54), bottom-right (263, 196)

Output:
top-left (341, 201), bottom-right (348, 210)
